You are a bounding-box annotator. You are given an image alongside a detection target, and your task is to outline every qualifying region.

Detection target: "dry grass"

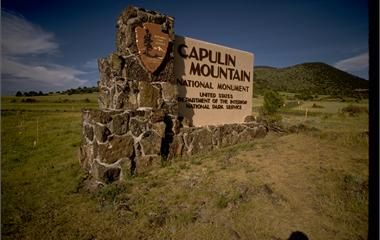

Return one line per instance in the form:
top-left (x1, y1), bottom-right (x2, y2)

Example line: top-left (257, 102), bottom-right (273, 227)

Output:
top-left (1, 95), bottom-right (368, 239)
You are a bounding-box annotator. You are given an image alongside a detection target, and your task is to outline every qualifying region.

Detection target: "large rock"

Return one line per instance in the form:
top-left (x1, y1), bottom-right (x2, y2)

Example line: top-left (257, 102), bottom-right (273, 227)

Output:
top-left (138, 81), bottom-right (160, 108)
top-left (237, 127), bottom-right (256, 142)
top-left (186, 128), bottom-right (213, 154)
top-left (115, 92), bottom-right (129, 110)
top-left (98, 86), bottom-right (112, 109)
top-left (151, 58), bottom-right (175, 82)
top-left (140, 130), bottom-right (162, 155)
top-left (150, 109), bottom-right (165, 123)
top-left (109, 53), bottom-right (123, 76)
top-left (79, 144), bottom-right (93, 171)
top-left (98, 58), bottom-right (112, 88)
top-left (168, 135), bottom-right (184, 158)
top-left (112, 112), bottom-right (129, 135)
top-left (84, 125), bottom-right (94, 141)
top-left (123, 57), bottom-right (149, 81)
top-left (92, 160), bottom-right (121, 183)
top-left (244, 115), bottom-right (255, 123)
top-left (116, 7), bottom-right (140, 55)
top-left (129, 117), bottom-right (148, 137)
top-left (97, 135), bottom-right (135, 164)
top-left (89, 110), bottom-right (114, 124)
top-left (94, 123), bottom-right (111, 142)
top-left (255, 125), bottom-right (268, 138)
top-left (161, 82), bottom-right (177, 101)
top-left (152, 122), bottom-right (166, 138)
top-left (219, 124), bottom-right (240, 147)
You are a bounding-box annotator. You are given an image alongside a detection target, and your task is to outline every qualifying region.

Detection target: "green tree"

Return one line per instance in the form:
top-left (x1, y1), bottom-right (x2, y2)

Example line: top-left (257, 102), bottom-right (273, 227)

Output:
top-left (15, 91), bottom-right (23, 97)
top-left (263, 90), bottom-right (284, 114)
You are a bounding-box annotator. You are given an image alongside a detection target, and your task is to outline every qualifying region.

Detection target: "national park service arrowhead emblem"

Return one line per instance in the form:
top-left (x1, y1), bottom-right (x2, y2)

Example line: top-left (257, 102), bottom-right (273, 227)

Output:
top-left (135, 23), bottom-right (169, 73)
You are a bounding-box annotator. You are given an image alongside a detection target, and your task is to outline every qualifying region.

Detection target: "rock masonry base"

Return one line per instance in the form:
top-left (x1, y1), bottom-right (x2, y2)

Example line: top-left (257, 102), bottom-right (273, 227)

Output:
top-left (80, 109), bottom-right (268, 183)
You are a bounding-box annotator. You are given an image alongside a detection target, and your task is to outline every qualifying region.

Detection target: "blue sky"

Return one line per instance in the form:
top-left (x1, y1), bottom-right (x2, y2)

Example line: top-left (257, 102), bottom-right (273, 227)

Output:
top-left (1, 0), bottom-right (369, 94)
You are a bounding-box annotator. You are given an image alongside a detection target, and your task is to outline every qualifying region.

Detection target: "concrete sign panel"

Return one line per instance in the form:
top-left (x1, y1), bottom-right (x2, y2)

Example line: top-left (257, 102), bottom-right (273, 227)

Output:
top-left (174, 36), bottom-right (254, 126)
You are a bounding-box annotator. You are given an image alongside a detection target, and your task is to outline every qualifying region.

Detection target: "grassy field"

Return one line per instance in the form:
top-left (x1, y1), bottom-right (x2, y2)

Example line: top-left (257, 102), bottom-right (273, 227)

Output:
top-left (1, 93), bottom-right (368, 239)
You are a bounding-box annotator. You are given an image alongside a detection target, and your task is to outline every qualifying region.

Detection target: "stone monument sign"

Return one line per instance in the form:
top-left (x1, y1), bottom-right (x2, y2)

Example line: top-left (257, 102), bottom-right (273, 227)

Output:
top-left (175, 36), bottom-right (254, 126)
top-left (79, 6), bottom-right (267, 184)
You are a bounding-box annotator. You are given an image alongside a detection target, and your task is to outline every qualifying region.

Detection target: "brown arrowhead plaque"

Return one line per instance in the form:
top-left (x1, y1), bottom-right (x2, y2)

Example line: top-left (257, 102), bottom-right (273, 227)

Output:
top-left (135, 23), bottom-right (169, 73)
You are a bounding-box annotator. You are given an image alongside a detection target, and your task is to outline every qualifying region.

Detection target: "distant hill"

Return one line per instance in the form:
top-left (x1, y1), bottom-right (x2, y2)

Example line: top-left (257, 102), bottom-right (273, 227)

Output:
top-left (254, 62), bottom-right (368, 96)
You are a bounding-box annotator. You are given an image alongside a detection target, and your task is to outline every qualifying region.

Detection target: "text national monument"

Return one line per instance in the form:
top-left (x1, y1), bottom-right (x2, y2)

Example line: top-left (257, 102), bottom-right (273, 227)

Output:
top-left (175, 36), bottom-right (254, 126)
top-left (80, 6), bottom-right (268, 184)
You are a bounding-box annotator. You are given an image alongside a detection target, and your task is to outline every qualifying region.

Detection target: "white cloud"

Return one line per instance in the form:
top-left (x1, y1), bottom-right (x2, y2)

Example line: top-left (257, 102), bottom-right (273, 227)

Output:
top-left (83, 58), bottom-right (99, 69)
top-left (334, 52), bottom-right (369, 72)
top-left (2, 58), bottom-right (87, 88)
top-left (2, 11), bottom-right (58, 56)
top-left (1, 10), bottom-right (90, 94)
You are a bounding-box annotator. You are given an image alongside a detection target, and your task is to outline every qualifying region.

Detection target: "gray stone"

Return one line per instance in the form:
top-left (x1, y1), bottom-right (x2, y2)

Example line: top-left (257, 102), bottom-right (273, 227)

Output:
top-left (168, 135), bottom-right (184, 158)
top-left (152, 122), bottom-right (166, 138)
top-left (109, 53), bottom-right (123, 76)
top-left (244, 115), bottom-right (255, 123)
top-left (112, 112), bottom-right (129, 135)
top-left (255, 125), bottom-right (268, 138)
top-left (127, 93), bottom-right (138, 110)
top-left (92, 161), bottom-right (121, 183)
top-left (138, 81), bottom-right (160, 108)
top-left (238, 127), bottom-right (256, 142)
top-left (124, 57), bottom-right (149, 81)
top-left (118, 6), bottom-right (138, 24)
top-left (98, 86), bottom-right (111, 109)
top-left (98, 58), bottom-right (112, 88)
top-left (94, 124), bottom-right (111, 142)
top-left (182, 117), bottom-right (192, 128)
top-left (173, 119), bottom-right (181, 134)
top-left (151, 109), bottom-right (165, 123)
top-left (161, 82), bottom-right (177, 101)
top-left (84, 125), bottom-right (94, 141)
top-left (79, 144), bottom-right (92, 171)
top-left (140, 130), bottom-right (162, 155)
top-left (88, 110), bottom-right (113, 124)
top-left (115, 93), bottom-right (129, 109)
top-left (97, 135), bottom-right (135, 164)
top-left (211, 126), bottom-right (221, 146)
top-left (115, 79), bottom-right (129, 94)
top-left (219, 125), bottom-right (239, 147)
top-left (129, 117), bottom-right (148, 137)
top-left (189, 128), bottom-right (213, 154)
top-left (161, 101), bottom-right (178, 115)
top-left (151, 58), bottom-right (175, 82)
top-left (82, 110), bottom-right (91, 123)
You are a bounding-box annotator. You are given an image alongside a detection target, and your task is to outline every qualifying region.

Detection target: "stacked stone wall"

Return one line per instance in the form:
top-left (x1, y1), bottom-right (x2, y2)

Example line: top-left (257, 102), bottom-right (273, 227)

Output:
top-left (80, 108), bottom-right (267, 183)
top-left (79, 6), bottom-right (268, 184)
top-left (97, 6), bottom-right (177, 113)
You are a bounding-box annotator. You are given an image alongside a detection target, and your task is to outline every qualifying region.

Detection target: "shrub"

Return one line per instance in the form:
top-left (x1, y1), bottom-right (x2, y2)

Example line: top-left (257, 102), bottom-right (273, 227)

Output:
top-left (216, 194), bottom-right (230, 209)
top-left (263, 90), bottom-right (284, 114)
top-left (311, 103), bottom-right (324, 108)
top-left (295, 91), bottom-right (313, 101)
top-left (21, 98), bottom-right (37, 103)
top-left (342, 104), bottom-right (368, 116)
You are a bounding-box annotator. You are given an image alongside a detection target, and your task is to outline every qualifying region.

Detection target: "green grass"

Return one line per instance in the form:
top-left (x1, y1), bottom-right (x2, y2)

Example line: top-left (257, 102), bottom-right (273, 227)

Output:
top-left (1, 94), bottom-right (368, 239)
top-left (2, 93), bottom-right (98, 112)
